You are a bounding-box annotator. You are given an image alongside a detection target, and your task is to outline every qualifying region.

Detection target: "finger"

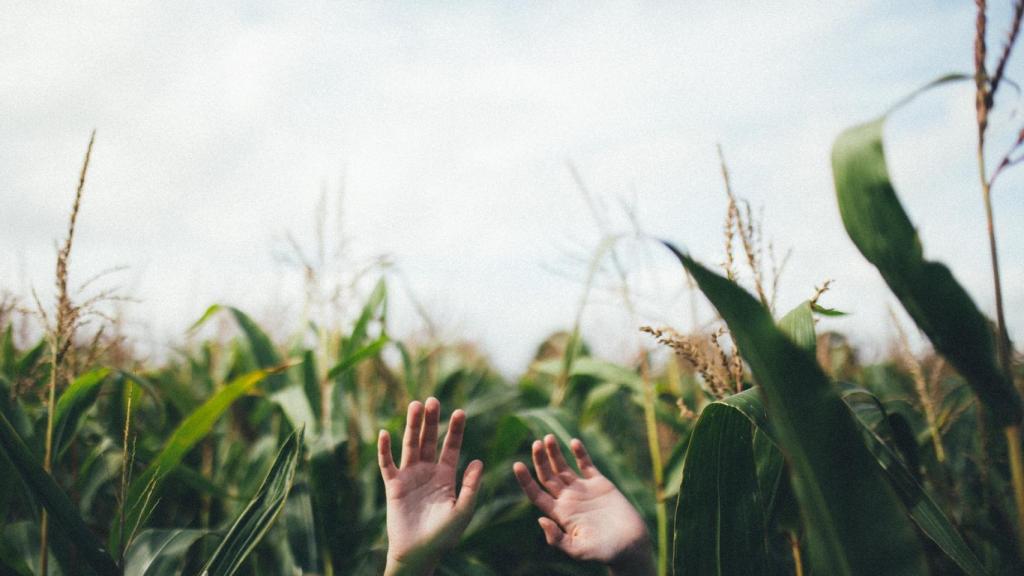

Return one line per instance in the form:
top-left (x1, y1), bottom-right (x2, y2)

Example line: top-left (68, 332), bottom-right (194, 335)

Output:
top-left (513, 462), bottom-right (556, 516)
top-left (454, 459), bottom-right (484, 516)
top-left (378, 430), bottom-right (398, 481)
top-left (570, 438), bottom-right (599, 479)
top-left (544, 434), bottom-right (575, 483)
top-left (439, 408), bottom-right (466, 467)
top-left (419, 397), bottom-right (441, 462)
top-left (400, 400), bottom-right (424, 468)
top-left (538, 517), bottom-right (570, 553)
top-left (532, 440), bottom-right (563, 494)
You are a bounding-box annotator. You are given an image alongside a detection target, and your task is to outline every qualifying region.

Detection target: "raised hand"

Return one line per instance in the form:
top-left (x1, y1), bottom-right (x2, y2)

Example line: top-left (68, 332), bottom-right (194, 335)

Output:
top-left (513, 435), bottom-right (654, 576)
top-left (379, 398), bottom-right (484, 576)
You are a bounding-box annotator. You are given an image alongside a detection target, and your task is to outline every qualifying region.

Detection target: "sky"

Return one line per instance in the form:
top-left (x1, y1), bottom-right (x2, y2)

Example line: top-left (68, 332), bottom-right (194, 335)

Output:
top-left (2, 1), bottom-right (1023, 374)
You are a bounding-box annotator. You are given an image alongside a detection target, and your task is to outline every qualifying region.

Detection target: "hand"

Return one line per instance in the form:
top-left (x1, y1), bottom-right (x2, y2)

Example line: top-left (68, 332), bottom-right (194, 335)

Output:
top-left (513, 435), bottom-right (654, 576)
top-left (378, 398), bottom-right (484, 576)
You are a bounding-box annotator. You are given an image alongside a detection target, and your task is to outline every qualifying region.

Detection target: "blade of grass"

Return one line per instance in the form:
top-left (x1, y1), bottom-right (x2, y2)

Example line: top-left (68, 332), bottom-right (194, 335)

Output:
top-left (0, 410), bottom-right (119, 576)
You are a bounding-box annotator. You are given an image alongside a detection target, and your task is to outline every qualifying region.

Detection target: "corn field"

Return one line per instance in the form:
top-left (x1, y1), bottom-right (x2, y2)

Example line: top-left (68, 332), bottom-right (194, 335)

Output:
top-left (3, 5), bottom-right (1024, 576)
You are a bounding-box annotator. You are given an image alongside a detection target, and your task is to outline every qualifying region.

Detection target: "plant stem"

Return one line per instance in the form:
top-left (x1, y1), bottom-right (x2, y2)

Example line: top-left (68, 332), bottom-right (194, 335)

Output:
top-left (788, 531), bottom-right (804, 576)
top-left (980, 179), bottom-right (1014, 384)
top-left (640, 356), bottom-right (667, 576)
top-left (1005, 425), bottom-right (1024, 554)
top-left (40, 342), bottom-right (58, 575)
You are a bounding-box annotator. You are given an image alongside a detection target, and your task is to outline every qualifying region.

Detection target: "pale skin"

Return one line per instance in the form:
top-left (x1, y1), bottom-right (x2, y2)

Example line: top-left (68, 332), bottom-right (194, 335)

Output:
top-left (379, 399), bottom-right (653, 575)
top-left (513, 434), bottom-right (655, 576)
top-left (378, 398), bottom-right (483, 576)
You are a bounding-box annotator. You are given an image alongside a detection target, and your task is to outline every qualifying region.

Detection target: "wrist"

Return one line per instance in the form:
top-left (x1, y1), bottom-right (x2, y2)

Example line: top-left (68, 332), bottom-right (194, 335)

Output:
top-left (384, 552), bottom-right (437, 576)
top-left (607, 534), bottom-right (655, 576)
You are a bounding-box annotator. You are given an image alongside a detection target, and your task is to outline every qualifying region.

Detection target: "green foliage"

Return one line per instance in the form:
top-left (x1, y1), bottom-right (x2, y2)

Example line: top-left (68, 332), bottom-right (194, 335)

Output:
top-left (673, 394), bottom-right (769, 576)
top-left (201, 429), bottom-right (303, 576)
top-left (832, 117), bottom-right (1021, 427)
top-left (665, 243), bottom-right (929, 575)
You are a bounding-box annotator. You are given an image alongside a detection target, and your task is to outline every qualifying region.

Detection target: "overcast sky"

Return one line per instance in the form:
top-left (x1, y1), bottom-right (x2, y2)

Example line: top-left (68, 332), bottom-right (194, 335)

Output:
top-left (3, 1), bottom-right (1023, 374)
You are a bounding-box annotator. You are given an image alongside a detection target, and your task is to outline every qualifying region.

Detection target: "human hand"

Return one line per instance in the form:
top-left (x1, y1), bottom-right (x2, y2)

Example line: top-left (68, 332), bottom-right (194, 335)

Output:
top-left (379, 398), bottom-right (484, 576)
top-left (513, 435), bottom-right (654, 576)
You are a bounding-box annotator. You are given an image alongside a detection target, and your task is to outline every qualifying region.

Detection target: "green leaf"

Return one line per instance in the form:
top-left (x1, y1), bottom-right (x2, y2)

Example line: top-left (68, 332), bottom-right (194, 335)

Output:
top-left (116, 366), bottom-right (285, 552)
top-left (839, 385), bottom-right (989, 576)
top-left (326, 334), bottom-right (388, 380)
top-left (0, 326), bottom-right (15, 377)
top-left (674, 400), bottom-right (768, 575)
top-left (778, 300), bottom-right (816, 352)
top-left (199, 429), bottom-right (303, 576)
top-left (0, 410), bottom-right (119, 576)
top-left (300, 350), bottom-right (321, 426)
top-left (191, 305), bottom-right (289, 392)
top-left (832, 117), bottom-right (1021, 426)
top-left (51, 367), bottom-right (110, 457)
top-left (270, 385), bottom-right (317, 435)
top-left (663, 242), bottom-right (928, 576)
top-left (343, 278), bottom-right (387, 358)
top-left (123, 529), bottom-right (209, 576)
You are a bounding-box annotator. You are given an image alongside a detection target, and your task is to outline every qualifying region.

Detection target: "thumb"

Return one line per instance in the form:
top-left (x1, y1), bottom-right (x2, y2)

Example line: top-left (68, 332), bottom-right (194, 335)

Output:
top-left (454, 459), bottom-right (484, 517)
top-left (538, 517), bottom-right (571, 553)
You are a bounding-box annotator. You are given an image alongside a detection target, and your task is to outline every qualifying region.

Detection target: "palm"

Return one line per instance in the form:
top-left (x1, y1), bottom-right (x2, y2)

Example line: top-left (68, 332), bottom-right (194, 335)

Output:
top-left (514, 435), bottom-right (650, 567)
top-left (378, 399), bottom-right (483, 575)
top-left (545, 474), bottom-right (644, 562)
top-left (386, 462), bottom-right (462, 550)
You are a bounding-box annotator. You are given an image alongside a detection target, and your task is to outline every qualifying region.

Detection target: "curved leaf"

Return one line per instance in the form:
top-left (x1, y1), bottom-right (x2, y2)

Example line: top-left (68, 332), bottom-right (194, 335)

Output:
top-left (199, 429), bottom-right (303, 576)
top-left (191, 305), bottom-right (289, 392)
top-left (51, 367), bottom-right (110, 457)
top-left (124, 529), bottom-right (209, 576)
top-left (832, 118), bottom-right (1021, 426)
top-left (664, 243), bottom-right (928, 576)
top-left (840, 385), bottom-right (989, 576)
top-left (0, 411), bottom-right (119, 576)
top-left (778, 301), bottom-right (815, 352)
top-left (674, 400), bottom-right (768, 575)
top-left (116, 366), bottom-right (287, 552)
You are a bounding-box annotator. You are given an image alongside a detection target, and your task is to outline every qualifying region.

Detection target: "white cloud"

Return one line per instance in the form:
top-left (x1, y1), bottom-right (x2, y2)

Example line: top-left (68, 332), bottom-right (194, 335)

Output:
top-left (2, 1), bottom-right (1022, 374)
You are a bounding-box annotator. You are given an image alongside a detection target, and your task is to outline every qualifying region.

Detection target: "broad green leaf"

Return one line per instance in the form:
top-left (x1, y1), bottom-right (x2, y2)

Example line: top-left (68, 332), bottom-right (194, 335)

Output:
top-left (116, 366), bottom-right (285, 552)
top-left (51, 367), bottom-right (110, 457)
top-left (832, 117), bottom-right (1021, 426)
top-left (840, 385), bottom-right (989, 576)
top-left (200, 429), bottom-right (303, 576)
top-left (124, 529), bottom-right (209, 576)
top-left (664, 243), bottom-right (927, 576)
top-left (674, 400), bottom-right (768, 575)
top-left (725, 384), bottom-right (988, 576)
top-left (778, 301), bottom-right (815, 352)
top-left (0, 410), bottom-right (119, 576)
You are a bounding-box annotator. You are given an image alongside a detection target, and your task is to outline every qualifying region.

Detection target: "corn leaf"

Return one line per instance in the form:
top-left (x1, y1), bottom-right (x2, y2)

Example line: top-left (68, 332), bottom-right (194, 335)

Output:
top-left (115, 366), bottom-right (284, 552)
top-left (674, 398), bottom-right (769, 575)
top-left (199, 429), bottom-right (303, 576)
top-left (778, 300), bottom-right (815, 352)
top-left (832, 118), bottom-right (1021, 426)
top-left (51, 367), bottom-right (110, 457)
top-left (664, 242), bottom-right (928, 576)
top-left (0, 410), bottom-right (119, 576)
top-left (123, 529), bottom-right (209, 576)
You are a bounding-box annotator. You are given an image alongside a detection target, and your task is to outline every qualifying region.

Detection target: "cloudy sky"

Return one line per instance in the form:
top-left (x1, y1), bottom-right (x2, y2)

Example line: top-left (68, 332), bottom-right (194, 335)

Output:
top-left (3, 1), bottom-right (1023, 373)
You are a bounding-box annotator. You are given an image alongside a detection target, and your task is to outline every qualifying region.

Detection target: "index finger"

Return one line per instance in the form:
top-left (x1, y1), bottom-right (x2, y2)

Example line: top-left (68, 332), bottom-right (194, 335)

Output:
top-left (513, 461), bottom-right (556, 517)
